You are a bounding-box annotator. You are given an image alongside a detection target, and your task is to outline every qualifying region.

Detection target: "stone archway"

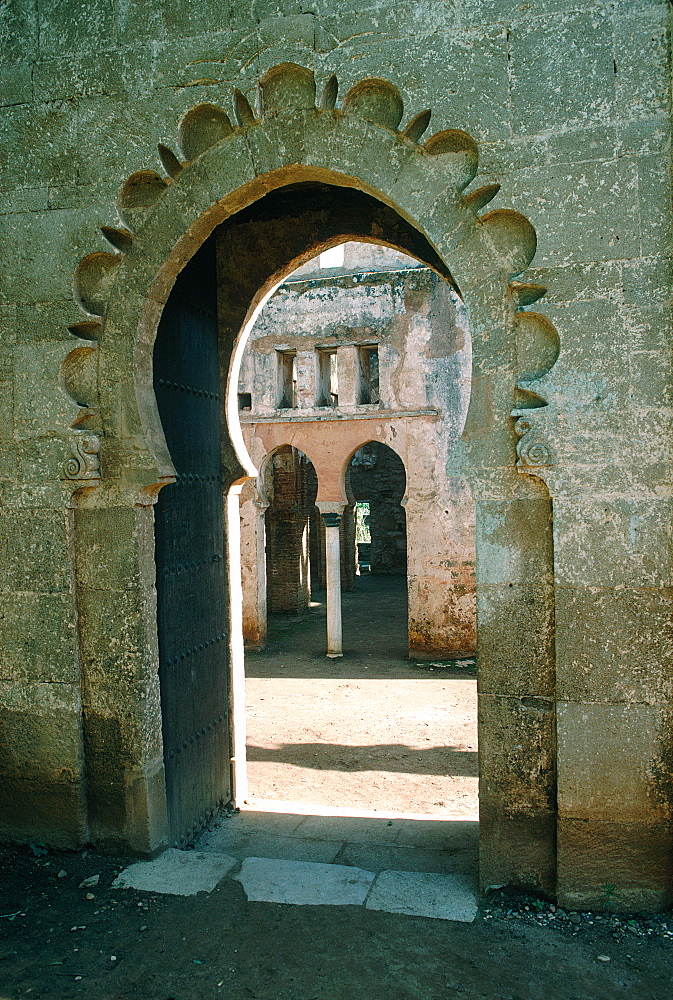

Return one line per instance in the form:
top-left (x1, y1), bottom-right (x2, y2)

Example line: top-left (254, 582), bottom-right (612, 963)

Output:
top-left (262, 445), bottom-right (317, 616)
top-left (61, 63), bottom-right (560, 894)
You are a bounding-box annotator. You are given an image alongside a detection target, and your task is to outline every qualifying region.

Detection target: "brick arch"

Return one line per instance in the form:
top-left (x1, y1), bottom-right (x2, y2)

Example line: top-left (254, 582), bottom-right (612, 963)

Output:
top-left (62, 63), bottom-right (561, 895)
top-left (343, 438), bottom-right (406, 500)
top-left (256, 442), bottom-right (321, 507)
top-left (257, 444), bottom-right (318, 618)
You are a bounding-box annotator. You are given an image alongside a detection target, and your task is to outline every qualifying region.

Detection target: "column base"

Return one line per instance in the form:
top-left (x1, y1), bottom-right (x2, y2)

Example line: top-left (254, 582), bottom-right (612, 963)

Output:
top-left (326, 651), bottom-right (343, 658)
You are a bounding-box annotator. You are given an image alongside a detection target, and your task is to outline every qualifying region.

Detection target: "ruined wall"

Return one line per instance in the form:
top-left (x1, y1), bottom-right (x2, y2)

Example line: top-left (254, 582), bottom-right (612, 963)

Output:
top-left (239, 255), bottom-right (477, 657)
top-left (263, 446), bottom-right (315, 613)
top-left (0, 0), bottom-right (671, 910)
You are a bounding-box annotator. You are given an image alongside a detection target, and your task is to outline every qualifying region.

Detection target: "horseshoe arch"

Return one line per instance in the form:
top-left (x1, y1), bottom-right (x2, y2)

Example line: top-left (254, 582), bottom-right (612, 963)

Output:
top-left (62, 63), bottom-right (560, 895)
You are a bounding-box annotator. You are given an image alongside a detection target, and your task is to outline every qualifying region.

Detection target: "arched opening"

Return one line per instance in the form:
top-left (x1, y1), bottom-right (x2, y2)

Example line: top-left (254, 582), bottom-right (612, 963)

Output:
top-left (236, 234), bottom-right (474, 660)
top-left (262, 445), bottom-right (317, 616)
top-left (348, 442), bottom-right (407, 579)
top-left (71, 84), bottom-right (558, 894)
top-left (345, 441), bottom-right (409, 658)
top-left (151, 182), bottom-right (461, 847)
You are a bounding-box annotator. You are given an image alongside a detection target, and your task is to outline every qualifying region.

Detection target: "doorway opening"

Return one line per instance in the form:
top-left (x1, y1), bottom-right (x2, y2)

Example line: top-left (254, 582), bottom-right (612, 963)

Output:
top-left (227, 240), bottom-right (478, 877)
top-left (151, 184), bottom-right (479, 885)
top-left (348, 441), bottom-right (407, 579)
top-left (262, 445), bottom-right (317, 616)
top-left (70, 67), bottom-right (558, 893)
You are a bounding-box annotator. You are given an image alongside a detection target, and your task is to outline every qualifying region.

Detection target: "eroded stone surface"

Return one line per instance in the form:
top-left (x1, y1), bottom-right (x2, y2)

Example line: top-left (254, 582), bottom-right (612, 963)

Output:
top-left (0, 4), bottom-right (670, 913)
top-left (235, 857), bottom-right (375, 906)
top-left (366, 870), bottom-right (478, 922)
top-left (112, 849), bottom-right (237, 896)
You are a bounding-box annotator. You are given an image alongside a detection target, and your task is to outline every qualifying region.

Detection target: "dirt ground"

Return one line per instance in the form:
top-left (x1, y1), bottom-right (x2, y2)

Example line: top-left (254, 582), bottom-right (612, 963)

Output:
top-left (2, 577), bottom-right (672, 998)
top-left (244, 575), bottom-right (478, 817)
top-left (1, 843), bottom-right (673, 1000)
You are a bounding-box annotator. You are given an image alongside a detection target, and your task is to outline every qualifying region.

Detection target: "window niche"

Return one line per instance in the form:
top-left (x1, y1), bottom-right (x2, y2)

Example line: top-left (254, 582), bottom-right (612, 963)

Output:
top-left (315, 348), bottom-right (338, 407)
top-left (357, 345), bottom-right (379, 405)
top-left (277, 350), bottom-right (297, 408)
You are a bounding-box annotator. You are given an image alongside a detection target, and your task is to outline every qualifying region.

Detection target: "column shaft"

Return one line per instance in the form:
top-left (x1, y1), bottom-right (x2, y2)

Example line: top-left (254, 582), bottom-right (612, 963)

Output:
top-left (323, 515), bottom-right (343, 657)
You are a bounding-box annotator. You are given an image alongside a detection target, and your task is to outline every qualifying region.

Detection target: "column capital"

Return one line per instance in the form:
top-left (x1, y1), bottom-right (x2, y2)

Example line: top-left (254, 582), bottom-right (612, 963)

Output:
top-left (316, 501), bottom-right (346, 523)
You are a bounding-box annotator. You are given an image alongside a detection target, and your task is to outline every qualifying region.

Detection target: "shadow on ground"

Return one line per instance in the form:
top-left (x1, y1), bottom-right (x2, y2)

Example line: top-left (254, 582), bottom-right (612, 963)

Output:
top-left (246, 742), bottom-right (479, 776)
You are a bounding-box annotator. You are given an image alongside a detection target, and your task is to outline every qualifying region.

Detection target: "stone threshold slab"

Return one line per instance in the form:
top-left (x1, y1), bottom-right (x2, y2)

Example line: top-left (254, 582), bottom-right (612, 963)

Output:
top-left (112, 850), bottom-right (478, 922)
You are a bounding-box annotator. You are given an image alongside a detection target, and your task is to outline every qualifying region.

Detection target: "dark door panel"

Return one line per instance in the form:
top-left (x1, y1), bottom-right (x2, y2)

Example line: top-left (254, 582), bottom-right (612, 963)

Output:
top-left (153, 236), bottom-right (231, 847)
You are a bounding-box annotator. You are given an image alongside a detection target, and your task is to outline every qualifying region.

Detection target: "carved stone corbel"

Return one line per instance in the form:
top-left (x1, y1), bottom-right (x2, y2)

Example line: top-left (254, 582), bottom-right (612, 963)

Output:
top-left (512, 414), bottom-right (555, 470)
top-left (63, 434), bottom-right (101, 482)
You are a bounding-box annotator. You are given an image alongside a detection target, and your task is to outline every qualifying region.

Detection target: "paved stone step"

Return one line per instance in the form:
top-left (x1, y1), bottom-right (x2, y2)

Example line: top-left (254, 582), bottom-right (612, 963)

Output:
top-left (112, 849), bottom-right (478, 922)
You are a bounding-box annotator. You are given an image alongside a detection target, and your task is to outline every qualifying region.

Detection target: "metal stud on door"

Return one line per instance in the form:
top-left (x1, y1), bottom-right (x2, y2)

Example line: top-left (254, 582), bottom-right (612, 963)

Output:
top-left (153, 235), bottom-right (231, 846)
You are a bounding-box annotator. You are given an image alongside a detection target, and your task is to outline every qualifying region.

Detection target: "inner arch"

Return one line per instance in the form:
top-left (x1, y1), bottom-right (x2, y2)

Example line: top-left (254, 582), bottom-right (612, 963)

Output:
top-left (151, 180), bottom-right (465, 844)
top-left (219, 182), bottom-right (460, 480)
top-left (144, 180), bottom-right (461, 484)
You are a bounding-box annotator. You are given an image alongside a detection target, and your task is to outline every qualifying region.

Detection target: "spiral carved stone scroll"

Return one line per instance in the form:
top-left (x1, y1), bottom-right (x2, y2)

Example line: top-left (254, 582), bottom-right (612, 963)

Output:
top-left (63, 434), bottom-right (101, 481)
top-left (513, 416), bottom-right (554, 470)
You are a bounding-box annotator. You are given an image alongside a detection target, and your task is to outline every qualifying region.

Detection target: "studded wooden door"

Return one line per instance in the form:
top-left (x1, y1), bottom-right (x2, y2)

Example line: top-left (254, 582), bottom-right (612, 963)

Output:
top-left (153, 236), bottom-right (231, 847)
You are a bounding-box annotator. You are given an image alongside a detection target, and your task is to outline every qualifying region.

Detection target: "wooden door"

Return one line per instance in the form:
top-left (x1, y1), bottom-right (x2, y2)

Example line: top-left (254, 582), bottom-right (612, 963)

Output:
top-left (153, 236), bottom-right (231, 846)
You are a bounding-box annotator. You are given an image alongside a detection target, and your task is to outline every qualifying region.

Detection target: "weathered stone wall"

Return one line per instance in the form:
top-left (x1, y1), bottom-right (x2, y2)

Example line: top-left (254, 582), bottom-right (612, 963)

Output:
top-left (0, 0), bottom-right (670, 910)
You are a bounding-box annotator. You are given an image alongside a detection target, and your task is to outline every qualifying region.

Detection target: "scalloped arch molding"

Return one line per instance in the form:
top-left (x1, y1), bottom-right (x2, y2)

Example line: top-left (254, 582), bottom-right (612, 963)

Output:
top-left (60, 62), bottom-right (559, 493)
top-left (60, 64), bottom-right (561, 893)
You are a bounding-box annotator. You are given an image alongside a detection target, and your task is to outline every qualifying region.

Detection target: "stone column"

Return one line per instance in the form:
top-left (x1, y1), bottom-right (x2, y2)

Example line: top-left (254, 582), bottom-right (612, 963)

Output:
top-left (317, 503), bottom-right (346, 657)
top-left (226, 483), bottom-right (249, 806)
top-left (294, 350), bottom-right (316, 408)
top-left (239, 486), bottom-right (268, 651)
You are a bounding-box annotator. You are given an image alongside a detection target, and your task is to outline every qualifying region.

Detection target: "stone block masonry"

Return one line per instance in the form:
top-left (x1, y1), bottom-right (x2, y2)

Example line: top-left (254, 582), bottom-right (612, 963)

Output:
top-left (0, 2), bottom-right (669, 912)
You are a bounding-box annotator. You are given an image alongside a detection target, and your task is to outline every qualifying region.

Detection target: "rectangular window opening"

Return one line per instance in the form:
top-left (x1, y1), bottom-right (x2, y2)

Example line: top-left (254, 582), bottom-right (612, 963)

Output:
top-left (316, 348), bottom-right (338, 407)
top-left (238, 392), bottom-right (252, 410)
top-left (357, 345), bottom-right (379, 405)
top-left (277, 350), bottom-right (297, 408)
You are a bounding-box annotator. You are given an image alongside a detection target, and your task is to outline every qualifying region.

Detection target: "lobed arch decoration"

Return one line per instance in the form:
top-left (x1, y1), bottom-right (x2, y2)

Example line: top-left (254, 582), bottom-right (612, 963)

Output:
top-left (60, 62), bottom-right (559, 492)
top-left (60, 63), bottom-right (561, 894)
